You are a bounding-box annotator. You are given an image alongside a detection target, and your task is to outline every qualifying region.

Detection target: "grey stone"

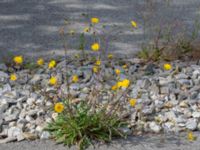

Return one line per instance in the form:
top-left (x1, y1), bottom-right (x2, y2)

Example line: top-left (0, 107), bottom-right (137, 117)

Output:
top-left (7, 126), bottom-right (23, 138)
top-left (0, 63), bottom-right (7, 71)
top-left (163, 122), bottom-right (175, 132)
top-left (159, 77), bottom-right (173, 86)
top-left (160, 86), bottom-right (170, 94)
top-left (70, 83), bottom-right (80, 90)
top-left (141, 79), bottom-right (151, 89)
top-left (192, 70), bottom-right (200, 79)
top-left (142, 104), bottom-right (154, 115)
top-left (29, 74), bottom-right (42, 84)
top-left (192, 112), bottom-right (200, 118)
top-left (177, 79), bottom-right (192, 86)
top-left (149, 122), bottom-right (161, 133)
top-left (27, 98), bottom-right (36, 106)
top-left (0, 71), bottom-right (8, 83)
top-left (186, 118), bottom-right (197, 130)
top-left (79, 93), bottom-right (88, 100)
top-left (175, 73), bottom-right (188, 79)
top-left (4, 91), bottom-right (19, 99)
top-left (0, 84), bottom-right (11, 95)
top-left (40, 131), bottom-right (51, 140)
top-left (0, 100), bottom-right (9, 113)
top-left (118, 127), bottom-right (132, 135)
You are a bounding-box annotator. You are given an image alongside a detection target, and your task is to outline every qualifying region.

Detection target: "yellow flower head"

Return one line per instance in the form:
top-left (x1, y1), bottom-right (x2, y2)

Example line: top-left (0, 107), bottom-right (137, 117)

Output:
top-left (108, 54), bottom-right (113, 59)
top-left (84, 27), bottom-right (90, 33)
top-left (69, 30), bottom-right (75, 35)
top-left (13, 56), bottom-right (23, 65)
top-left (91, 43), bottom-right (100, 51)
top-left (48, 60), bottom-right (56, 69)
top-left (10, 74), bottom-right (17, 81)
top-left (117, 79), bottom-right (130, 88)
top-left (74, 54), bottom-right (80, 58)
top-left (129, 99), bottom-right (137, 107)
top-left (37, 58), bottom-right (44, 66)
top-left (131, 20), bottom-right (137, 28)
top-left (95, 60), bottom-right (101, 66)
top-left (91, 17), bottom-right (99, 24)
top-left (72, 75), bottom-right (79, 83)
top-left (187, 131), bottom-right (197, 142)
top-left (111, 84), bottom-right (118, 91)
top-left (115, 69), bottom-right (121, 75)
top-left (163, 63), bottom-right (172, 71)
top-left (54, 103), bottom-right (64, 113)
top-left (49, 76), bottom-right (57, 85)
top-left (122, 64), bottom-right (127, 69)
top-left (93, 66), bottom-right (99, 73)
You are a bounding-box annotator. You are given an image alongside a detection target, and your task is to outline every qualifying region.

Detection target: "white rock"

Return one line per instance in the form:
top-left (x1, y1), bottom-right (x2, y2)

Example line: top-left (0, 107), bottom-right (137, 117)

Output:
top-left (192, 112), bottom-right (200, 118)
top-left (118, 127), bottom-right (132, 135)
top-left (0, 101), bottom-right (8, 113)
top-left (7, 127), bottom-right (23, 138)
top-left (0, 63), bottom-right (7, 71)
top-left (186, 119), bottom-right (197, 130)
top-left (0, 84), bottom-right (11, 95)
top-left (149, 122), bottom-right (161, 133)
top-left (27, 98), bottom-right (36, 105)
top-left (163, 122), bottom-right (174, 132)
top-left (40, 131), bottom-right (51, 140)
top-left (36, 126), bottom-right (44, 133)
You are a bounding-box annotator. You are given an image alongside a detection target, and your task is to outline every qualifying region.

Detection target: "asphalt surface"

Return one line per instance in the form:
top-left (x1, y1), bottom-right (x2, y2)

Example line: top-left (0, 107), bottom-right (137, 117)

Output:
top-left (0, 0), bottom-right (200, 61)
top-left (1, 133), bottom-right (200, 150)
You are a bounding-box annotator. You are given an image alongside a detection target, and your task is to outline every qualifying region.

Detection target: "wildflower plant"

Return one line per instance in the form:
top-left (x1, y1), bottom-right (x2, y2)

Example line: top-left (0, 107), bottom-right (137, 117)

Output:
top-left (46, 101), bottom-right (127, 150)
top-left (45, 17), bottom-right (133, 150)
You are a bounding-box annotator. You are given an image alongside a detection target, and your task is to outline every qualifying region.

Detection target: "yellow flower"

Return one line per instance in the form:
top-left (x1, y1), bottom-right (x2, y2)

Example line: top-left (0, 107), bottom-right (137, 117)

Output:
top-left (54, 103), bottom-right (64, 113)
top-left (117, 79), bottom-right (130, 88)
top-left (129, 99), bottom-right (137, 107)
top-left (187, 131), bottom-right (197, 142)
top-left (122, 64), bottom-right (127, 69)
top-left (69, 30), bottom-right (75, 35)
top-left (10, 74), bottom-right (17, 81)
top-left (91, 17), bottom-right (99, 24)
top-left (72, 75), bottom-right (79, 83)
top-left (115, 69), bottom-right (121, 75)
top-left (95, 60), bottom-right (101, 66)
top-left (93, 66), bottom-right (99, 73)
top-left (37, 58), bottom-right (44, 66)
top-left (13, 56), bottom-right (23, 65)
top-left (91, 43), bottom-right (100, 51)
top-left (163, 63), bottom-right (172, 71)
top-left (49, 76), bottom-right (57, 85)
top-left (84, 27), bottom-right (90, 32)
top-left (111, 84), bottom-right (118, 91)
top-left (108, 54), bottom-right (113, 59)
top-left (74, 54), bottom-right (80, 58)
top-left (131, 20), bottom-right (137, 28)
top-left (48, 60), bottom-right (56, 69)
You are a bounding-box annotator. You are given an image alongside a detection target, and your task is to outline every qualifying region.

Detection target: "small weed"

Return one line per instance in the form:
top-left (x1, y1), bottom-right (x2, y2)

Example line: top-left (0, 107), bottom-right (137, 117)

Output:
top-left (46, 101), bottom-right (127, 150)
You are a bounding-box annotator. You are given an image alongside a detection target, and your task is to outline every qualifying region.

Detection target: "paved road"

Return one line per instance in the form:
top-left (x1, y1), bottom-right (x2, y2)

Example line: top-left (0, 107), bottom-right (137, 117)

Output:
top-left (1, 133), bottom-right (200, 150)
top-left (0, 0), bottom-right (199, 61)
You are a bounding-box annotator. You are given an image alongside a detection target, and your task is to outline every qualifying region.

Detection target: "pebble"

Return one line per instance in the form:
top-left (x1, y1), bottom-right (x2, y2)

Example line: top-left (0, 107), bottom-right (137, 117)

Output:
top-left (186, 119), bottom-right (197, 130)
top-left (40, 131), bottom-right (51, 140)
top-left (149, 122), bottom-right (161, 133)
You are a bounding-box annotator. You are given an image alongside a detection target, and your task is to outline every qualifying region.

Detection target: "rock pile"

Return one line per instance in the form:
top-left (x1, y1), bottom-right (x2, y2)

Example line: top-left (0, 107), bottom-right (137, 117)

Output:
top-left (0, 59), bottom-right (200, 143)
